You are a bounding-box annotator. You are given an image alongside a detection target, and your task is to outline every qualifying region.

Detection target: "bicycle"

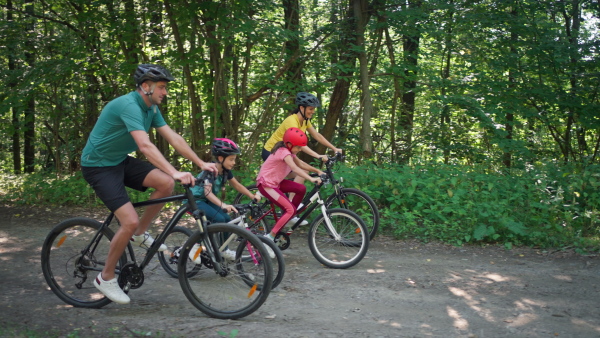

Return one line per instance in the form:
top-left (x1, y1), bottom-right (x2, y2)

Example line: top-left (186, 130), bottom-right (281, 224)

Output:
top-left (240, 174), bottom-right (370, 269)
top-left (40, 174), bottom-right (273, 320)
top-left (234, 153), bottom-right (380, 240)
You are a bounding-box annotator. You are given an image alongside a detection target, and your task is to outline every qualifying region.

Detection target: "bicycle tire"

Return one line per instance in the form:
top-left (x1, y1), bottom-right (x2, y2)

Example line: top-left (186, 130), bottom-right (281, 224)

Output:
top-left (308, 208), bottom-right (369, 269)
top-left (40, 217), bottom-right (128, 308)
top-left (178, 223), bottom-right (273, 319)
top-left (157, 226), bottom-right (201, 278)
top-left (237, 236), bottom-right (285, 289)
top-left (325, 187), bottom-right (380, 241)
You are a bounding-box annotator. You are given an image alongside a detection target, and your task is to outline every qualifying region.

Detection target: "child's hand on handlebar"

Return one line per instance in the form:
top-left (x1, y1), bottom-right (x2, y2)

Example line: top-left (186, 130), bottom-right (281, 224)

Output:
top-left (318, 155), bottom-right (328, 162)
top-left (252, 193), bottom-right (262, 203)
top-left (333, 148), bottom-right (343, 155)
top-left (311, 176), bottom-right (322, 185)
top-left (222, 204), bottom-right (238, 214)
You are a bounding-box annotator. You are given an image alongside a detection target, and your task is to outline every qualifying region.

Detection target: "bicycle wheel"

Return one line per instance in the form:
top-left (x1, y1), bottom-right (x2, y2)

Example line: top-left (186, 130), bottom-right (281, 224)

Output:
top-left (157, 226), bottom-right (201, 278)
top-left (308, 208), bottom-right (369, 269)
top-left (325, 188), bottom-right (380, 241)
top-left (237, 236), bottom-right (285, 289)
top-left (41, 217), bottom-right (128, 308)
top-left (178, 223), bottom-right (273, 319)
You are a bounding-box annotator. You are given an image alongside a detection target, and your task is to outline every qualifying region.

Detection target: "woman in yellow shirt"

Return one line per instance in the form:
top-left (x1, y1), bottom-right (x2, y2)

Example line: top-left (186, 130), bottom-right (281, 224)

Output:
top-left (262, 92), bottom-right (342, 161)
top-left (261, 92), bottom-right (342, 225)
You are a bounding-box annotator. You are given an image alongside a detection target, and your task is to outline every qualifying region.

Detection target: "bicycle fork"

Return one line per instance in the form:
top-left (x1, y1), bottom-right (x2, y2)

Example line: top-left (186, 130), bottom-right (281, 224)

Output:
top-left (191, 211), bottom-right (227, 273)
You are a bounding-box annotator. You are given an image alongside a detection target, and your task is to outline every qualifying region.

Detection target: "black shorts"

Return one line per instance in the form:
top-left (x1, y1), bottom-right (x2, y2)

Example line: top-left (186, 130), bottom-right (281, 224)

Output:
top-left (261, 148), bottom-right (271, 162)
top-left (81, 156), bottom-right (157, 212)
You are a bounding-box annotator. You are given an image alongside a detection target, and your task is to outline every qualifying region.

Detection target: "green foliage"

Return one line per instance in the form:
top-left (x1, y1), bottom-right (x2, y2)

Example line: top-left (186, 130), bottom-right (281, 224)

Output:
top-left (329, 161), bottom-right (600, 252)
top-left (0, 171), bottom-right (151, 207)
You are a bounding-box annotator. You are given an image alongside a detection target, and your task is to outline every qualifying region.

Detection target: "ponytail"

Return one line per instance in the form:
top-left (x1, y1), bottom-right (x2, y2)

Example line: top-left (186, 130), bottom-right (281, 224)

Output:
top-left (271, 141), bottom-right (286, 153)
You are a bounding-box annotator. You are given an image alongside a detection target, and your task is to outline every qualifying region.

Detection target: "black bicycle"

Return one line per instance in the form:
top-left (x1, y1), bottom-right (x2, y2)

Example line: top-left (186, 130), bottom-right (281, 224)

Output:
top-left (40, 174), bottom-right (273, 320)
top-left (234, 152), bottom-right (380, 240)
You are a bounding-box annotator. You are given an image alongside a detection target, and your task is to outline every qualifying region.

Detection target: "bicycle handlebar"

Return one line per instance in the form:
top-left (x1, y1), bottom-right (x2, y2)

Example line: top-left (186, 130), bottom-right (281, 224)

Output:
top-left (325, 152), bottom-right (344, 168)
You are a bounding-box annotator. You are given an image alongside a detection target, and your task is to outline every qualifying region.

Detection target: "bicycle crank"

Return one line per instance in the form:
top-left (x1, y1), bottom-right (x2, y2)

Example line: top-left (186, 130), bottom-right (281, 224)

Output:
top-left (274, 232), bottom-right (291, 250)
top-left (118, 263), bottom-right (144, 290)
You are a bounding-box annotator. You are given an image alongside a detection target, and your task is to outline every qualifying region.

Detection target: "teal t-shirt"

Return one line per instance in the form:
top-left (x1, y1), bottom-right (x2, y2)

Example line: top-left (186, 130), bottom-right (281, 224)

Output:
top-left (191, 170), bottom-right (234, 201)
top-left (81, 91), bottom-right (167, 167)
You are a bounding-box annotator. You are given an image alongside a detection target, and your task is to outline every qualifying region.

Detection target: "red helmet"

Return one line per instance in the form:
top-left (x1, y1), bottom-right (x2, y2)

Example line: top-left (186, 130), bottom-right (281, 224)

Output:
top-left (283, 128), bottom-right (308, 148)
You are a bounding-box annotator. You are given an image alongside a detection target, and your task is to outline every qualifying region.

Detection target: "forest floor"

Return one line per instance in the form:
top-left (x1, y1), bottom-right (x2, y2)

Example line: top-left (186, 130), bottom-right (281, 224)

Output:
top-left (0, 204), bottom-right (599, 338)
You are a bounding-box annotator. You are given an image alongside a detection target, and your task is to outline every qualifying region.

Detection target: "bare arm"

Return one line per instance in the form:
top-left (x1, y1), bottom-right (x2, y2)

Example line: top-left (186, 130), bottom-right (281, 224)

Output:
top-left (293, 156), bottom-right (323, 176)
top-left (131, 130), bottom-right (195, 184)
top-left (229, 178), bottom-right (261, 202)
top-left (156, 125), bottom-right (218, 174)
top-left (284, 155), bottom-right (321, 184)
top-left (306, 126), bottom-right (343, 155)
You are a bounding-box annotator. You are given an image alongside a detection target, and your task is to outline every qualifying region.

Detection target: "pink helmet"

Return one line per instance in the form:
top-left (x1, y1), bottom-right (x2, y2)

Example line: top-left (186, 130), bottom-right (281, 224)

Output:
top-left (211, 138), bottom-right (241, 157)
top-left (283, 128), bottom-right (308, 148)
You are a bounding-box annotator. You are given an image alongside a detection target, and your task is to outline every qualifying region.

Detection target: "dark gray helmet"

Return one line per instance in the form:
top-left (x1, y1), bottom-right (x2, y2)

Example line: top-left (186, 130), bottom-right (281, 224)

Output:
top-left (295, 92), bottom-right (321, 107)
top-left (134, 64), bottom-right (175, 85)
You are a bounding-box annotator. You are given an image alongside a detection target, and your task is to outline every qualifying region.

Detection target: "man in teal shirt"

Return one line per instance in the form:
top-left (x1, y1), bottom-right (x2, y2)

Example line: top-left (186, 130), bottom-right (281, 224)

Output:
top-left (81, 64), bottom-right (217, 305)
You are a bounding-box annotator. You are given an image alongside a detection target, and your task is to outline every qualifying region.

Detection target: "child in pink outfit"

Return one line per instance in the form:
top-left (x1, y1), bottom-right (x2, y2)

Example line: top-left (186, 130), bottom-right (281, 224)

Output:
top-left (257, 128), bottom-right (322, 239)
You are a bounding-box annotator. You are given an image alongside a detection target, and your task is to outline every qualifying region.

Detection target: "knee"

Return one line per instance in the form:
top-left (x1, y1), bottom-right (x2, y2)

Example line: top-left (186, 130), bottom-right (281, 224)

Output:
top-left (155, 176), bottom-right (175, 194)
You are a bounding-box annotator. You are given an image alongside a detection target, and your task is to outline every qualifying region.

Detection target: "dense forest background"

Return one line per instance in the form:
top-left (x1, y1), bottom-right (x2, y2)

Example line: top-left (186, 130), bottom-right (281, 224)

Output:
top-left (1, 0), bottom-right (600, 250)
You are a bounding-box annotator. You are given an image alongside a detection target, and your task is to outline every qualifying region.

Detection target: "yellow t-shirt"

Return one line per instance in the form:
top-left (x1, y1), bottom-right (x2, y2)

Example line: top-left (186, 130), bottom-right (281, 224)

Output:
top-left (263, 114), bottom-right (312, 152)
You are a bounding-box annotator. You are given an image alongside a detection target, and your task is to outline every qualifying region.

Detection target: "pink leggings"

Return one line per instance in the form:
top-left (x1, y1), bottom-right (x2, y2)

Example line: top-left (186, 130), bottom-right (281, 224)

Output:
top-left (257, 180), bottom-right (306, 234)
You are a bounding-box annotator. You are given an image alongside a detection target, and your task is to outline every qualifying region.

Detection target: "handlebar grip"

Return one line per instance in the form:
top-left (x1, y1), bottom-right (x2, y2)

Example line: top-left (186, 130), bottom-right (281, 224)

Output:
top-left (194, 170), bottom-right (214, 185)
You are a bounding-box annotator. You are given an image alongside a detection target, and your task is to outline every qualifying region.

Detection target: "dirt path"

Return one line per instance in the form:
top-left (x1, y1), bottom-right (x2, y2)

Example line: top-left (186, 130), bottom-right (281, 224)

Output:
top-left (0, 204), bottom-right (599, 337)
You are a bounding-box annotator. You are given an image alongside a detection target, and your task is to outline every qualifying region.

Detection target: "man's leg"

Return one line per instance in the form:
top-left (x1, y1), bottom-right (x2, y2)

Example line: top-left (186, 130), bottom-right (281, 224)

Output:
top-left (101, 202), bottom-right (140, 280)
top-left (135, 168), bottom-right (175, 235)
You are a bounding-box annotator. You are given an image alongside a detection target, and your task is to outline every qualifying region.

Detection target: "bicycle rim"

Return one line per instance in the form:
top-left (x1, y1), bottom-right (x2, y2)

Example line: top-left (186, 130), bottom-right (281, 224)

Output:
top-left (40, 217), bottom-right (127, 308)
top-left (326, 188), bottom-right (380, 241)
top-left (157, 226), bottom-right (200, 278)
top-left (178, 223), bottom-right (273, 319)
top-left (308, 208), bottom-right (369, 269)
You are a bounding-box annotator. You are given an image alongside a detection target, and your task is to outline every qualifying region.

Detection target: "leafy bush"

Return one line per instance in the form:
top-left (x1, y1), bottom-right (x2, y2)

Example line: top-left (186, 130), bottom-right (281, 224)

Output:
top-left (325, 161), bottom-right (600, 251)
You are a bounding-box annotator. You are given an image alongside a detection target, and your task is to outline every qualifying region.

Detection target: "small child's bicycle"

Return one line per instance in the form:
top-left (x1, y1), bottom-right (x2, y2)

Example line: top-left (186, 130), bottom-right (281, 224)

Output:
top-left (239, 174), bottom-right (370, 269)
top-left (40, 174), bottom-right (273, 320)
top-left (235, 153), bottom-right (380, 240)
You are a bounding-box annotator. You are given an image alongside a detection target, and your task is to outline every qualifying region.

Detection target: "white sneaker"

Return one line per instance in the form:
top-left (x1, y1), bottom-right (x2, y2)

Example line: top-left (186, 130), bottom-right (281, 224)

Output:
top-left (221, 248), bottom-right (238, 262)
top-left (93, 273), bottom-right (130, 304)
top-left (131, 232), bottom-right (167, 251)
top-left (286, 216), bottom-right (308, 227)
top-left (261, 235), bottom-right (277, 259)
top-left (189, 243), bottom-right (203, 264)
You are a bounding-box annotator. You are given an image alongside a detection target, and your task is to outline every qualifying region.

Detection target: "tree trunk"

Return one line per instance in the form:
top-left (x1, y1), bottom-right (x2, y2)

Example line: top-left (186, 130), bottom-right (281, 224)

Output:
top-left (7, 0), bottom-right (21, 174)
top-left (23, 0), bottom-right (35, 173)
top-left (354, 0), bottom-right (374, 160)
top-left (399, 0), bottom-right (422, 165)
top-left (164, 1), bottom-right (206, 166)
top-left (315, 1), bottom-right (357, 157)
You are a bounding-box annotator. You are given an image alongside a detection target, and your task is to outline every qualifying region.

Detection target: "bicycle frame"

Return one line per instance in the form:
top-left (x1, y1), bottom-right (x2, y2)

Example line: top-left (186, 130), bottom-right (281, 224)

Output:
top-left (86, 180), bottom-right (227, 282)
top-left (253, 176), bottom-right (340, 238)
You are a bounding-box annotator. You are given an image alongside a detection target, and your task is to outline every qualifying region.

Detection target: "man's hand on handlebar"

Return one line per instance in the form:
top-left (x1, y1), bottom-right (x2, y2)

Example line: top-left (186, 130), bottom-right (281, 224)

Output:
top-left (173, 171), bottom-right (196, 185)
top-left (201, 162), bottom-right (218, 174)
